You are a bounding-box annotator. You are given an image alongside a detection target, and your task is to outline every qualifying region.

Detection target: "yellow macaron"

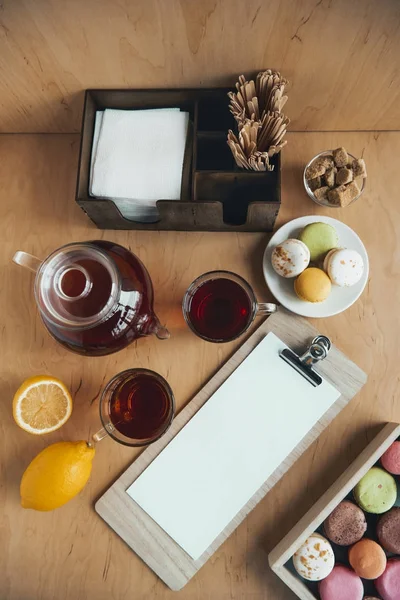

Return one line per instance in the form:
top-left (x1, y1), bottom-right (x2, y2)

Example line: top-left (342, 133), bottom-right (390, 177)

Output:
top-left (294, 267), bottom-right (332, 302)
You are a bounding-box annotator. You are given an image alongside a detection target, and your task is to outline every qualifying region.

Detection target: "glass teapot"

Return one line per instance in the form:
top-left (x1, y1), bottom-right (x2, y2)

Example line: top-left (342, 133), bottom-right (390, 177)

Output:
top-left (13, 240), bottom-right (169, 356)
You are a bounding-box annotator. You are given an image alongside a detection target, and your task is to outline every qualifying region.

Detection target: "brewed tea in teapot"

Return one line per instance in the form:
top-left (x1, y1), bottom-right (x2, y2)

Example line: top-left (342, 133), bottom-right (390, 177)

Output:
top-left (13, 240), bottom-right (169, 356)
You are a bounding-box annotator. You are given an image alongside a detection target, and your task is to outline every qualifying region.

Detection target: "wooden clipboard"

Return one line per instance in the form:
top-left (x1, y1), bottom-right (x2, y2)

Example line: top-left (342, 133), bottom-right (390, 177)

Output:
top-left (95, 308), bottom-right (367, 590)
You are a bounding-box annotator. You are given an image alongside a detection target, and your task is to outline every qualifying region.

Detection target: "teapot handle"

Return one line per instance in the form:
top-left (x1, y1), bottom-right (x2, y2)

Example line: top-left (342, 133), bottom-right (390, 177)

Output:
top-left (13, 251), bottom-right (42, 273)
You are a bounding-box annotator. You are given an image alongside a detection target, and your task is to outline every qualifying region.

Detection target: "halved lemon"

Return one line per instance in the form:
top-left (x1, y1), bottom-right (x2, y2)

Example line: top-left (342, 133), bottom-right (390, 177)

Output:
top-left (13, 375), bottom-right (73, 435)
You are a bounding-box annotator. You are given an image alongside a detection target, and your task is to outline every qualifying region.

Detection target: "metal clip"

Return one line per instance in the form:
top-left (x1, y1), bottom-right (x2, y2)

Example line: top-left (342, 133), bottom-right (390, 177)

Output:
top-left (279, 335), bottom-right (331, 387)
top-left (299, 335), bottom-right (331, 367)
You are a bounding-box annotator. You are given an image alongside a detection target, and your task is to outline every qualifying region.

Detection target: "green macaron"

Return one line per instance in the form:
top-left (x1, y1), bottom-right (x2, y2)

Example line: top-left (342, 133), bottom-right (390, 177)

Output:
top-left (298, 222), bottom-right (339, 262)
top-left (354, 467), bottom-right (397, 514)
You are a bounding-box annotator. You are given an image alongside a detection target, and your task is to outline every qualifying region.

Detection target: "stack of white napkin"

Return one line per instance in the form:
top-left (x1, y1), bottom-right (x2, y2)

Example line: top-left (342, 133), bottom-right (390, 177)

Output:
top-left (90, 108), bottom-right (189, 222)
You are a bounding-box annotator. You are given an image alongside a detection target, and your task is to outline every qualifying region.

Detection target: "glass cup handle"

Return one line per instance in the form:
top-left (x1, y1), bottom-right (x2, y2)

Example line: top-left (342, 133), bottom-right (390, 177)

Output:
top-left (256, 302), bottom-right (278, 315)
top-left (13, 251), bottom-right (42, 273)
top-left (92, 427), bottom-right (109, 443)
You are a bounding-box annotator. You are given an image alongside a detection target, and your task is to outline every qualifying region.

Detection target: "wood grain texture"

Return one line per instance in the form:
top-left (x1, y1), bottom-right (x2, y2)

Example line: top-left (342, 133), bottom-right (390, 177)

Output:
top-left (269, 422), bottom-right (400, 600)
top-left (1, 131), bottom-right (400, 599)
top-left (95, 308), bottom-right (366, 591)
top-left (1, 0), bottom-right (400, 133)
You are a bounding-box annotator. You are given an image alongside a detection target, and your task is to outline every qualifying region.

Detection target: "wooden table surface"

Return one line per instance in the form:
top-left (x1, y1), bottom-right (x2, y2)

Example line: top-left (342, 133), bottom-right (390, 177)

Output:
top-left (1, 0), bottom-right (399, 133)
top-left (1, 131), bottom-right (399, 600)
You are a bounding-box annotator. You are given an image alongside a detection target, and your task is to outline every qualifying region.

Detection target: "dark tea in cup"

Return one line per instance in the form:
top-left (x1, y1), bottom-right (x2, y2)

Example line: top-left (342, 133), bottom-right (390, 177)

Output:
top-left (93, 369), bottom-right (175, 446)
top-left (182, 271), bottom-right (276, 343)
top-left (186, 277), bottom-right (252, 341)
top-left (109, 372), bottom-right (172, 440)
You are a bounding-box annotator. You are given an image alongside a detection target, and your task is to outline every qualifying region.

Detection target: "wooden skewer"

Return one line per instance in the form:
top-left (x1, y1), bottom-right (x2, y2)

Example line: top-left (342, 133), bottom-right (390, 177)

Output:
top-left (227, 70), bottom-right (289, 166)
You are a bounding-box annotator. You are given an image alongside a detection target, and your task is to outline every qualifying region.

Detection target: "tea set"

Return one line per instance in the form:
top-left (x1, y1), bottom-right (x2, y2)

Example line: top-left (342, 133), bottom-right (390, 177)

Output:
top-left (13, 212), bottom-right (368, 446)
top-left (13, 239), bottom-right (277, 446)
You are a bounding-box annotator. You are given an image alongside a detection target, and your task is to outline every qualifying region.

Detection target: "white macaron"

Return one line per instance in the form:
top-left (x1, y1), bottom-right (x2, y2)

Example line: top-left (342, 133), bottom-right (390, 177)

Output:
top-left (323, 248), bottom-right (364, 287)
top-left (271, 239), bottom-right (310, 278)
top-left (293, 533), bottom-right (335, 581)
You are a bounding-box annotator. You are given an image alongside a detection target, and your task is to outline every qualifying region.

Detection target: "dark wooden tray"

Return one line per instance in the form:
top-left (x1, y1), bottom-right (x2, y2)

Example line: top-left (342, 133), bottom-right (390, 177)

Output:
top-left (76, 89), bottom-right (281, 231)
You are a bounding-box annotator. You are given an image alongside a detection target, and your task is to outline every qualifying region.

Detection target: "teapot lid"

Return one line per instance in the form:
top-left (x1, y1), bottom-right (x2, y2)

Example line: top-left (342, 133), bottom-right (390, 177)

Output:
top-left (35, 242), bottom-right (120, 329)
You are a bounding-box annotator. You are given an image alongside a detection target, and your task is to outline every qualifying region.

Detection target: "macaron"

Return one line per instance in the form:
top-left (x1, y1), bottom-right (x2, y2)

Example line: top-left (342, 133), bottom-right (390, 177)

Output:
top-left (324, 500), bottom-right (367, 546)
top-left (298, 222), bottom-right (339, 262)
top-left (292, 532), bottom-right (335, 581)
top-left (381, 440), bottom-right (400, 475)
top-left (375, 559), bottom-right (400, 600)
top-left (377, 507), bottom-right (400, 553)
top-left (271, 239), bottom-right (310, 278)
top-left (354, 467), bottom-right (397, 514)
top-left (294, 268), bottom-right (331, 302)
top-left (319, 565), bottom-right (364, 600)
top-left (348, 538), bottom-right (387, 579)
top-left (323, 248), bottom-right (364, 286)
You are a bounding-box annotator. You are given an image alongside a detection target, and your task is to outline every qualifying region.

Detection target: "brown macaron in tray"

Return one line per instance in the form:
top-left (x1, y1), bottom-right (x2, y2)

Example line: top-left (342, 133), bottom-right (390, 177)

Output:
top-left (269, 423), bottom-right (400, 600)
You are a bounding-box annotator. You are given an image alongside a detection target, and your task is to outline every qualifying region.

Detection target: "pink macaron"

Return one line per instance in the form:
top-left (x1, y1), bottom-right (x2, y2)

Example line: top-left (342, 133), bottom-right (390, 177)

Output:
top-left (381, 441), bottom-right (400, 475)
top-left (375, 559), bottom-right (400, 600)
top-left (319, 565), bottom-right (363, 600)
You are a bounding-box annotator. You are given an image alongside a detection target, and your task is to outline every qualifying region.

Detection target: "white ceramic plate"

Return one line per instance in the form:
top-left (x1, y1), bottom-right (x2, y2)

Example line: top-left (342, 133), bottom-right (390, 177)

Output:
top-left (263, 216), bottom-right (369, 318)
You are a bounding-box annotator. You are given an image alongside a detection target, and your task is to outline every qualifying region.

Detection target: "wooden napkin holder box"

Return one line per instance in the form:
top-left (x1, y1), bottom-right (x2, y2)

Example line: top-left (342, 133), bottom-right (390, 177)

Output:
top-left (268, 422), bottom-right (400, 600)
top-left (76, 88), bottom-right (281, 231)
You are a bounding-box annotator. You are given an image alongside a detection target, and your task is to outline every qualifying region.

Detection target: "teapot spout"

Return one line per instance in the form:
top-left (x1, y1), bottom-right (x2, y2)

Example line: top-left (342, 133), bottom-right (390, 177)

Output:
top-left (155, 325), bottom-right (170, 340)
top-left (149, 316), bottom-right (170, 340)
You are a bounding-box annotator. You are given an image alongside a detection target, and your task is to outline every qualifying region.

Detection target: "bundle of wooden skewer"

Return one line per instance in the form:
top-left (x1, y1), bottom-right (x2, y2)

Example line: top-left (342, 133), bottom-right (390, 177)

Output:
top-left (227, 70), bottom-right (289, 171)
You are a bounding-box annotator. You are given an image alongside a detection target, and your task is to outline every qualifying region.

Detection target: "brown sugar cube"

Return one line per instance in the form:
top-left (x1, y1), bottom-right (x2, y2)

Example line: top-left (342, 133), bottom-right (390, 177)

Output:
top-left (305, 163), bottom-right (319, 179)
top-left (333, 147), bottom-right (349, 167)
top-left (306, 159), bottom-right (326, 179)
top-left (321, 155), bottom-right (334, 169)
top-left (352, 158), bottom-right (367, 178)
top-left (324, 167), bottom-right (337, 188)
top-left (308, 176), bottom-right (322, 191)
top-left (340, 181), bottom-right (360, 207)
top-left (336, 167), bottom-right (353, 186)
top-left (313, 186), bottom-right (329, 202)
top-left (327, 185), bottom-right (346, 205)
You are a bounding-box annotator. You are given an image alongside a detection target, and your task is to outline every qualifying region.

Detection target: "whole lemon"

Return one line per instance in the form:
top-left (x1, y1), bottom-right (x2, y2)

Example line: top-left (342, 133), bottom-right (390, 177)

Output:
top-left (20, 441), bottom-right (95, 511)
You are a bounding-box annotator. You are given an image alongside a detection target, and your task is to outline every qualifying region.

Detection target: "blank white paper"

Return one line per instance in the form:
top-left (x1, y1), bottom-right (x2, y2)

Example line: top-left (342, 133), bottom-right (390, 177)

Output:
top-left (127, 333), bottom-right (340, 560)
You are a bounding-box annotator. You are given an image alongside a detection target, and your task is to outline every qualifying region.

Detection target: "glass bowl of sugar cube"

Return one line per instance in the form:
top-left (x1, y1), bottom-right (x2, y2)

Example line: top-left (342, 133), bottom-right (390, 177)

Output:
top-left (303, 148), bottom-right (366, 208)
